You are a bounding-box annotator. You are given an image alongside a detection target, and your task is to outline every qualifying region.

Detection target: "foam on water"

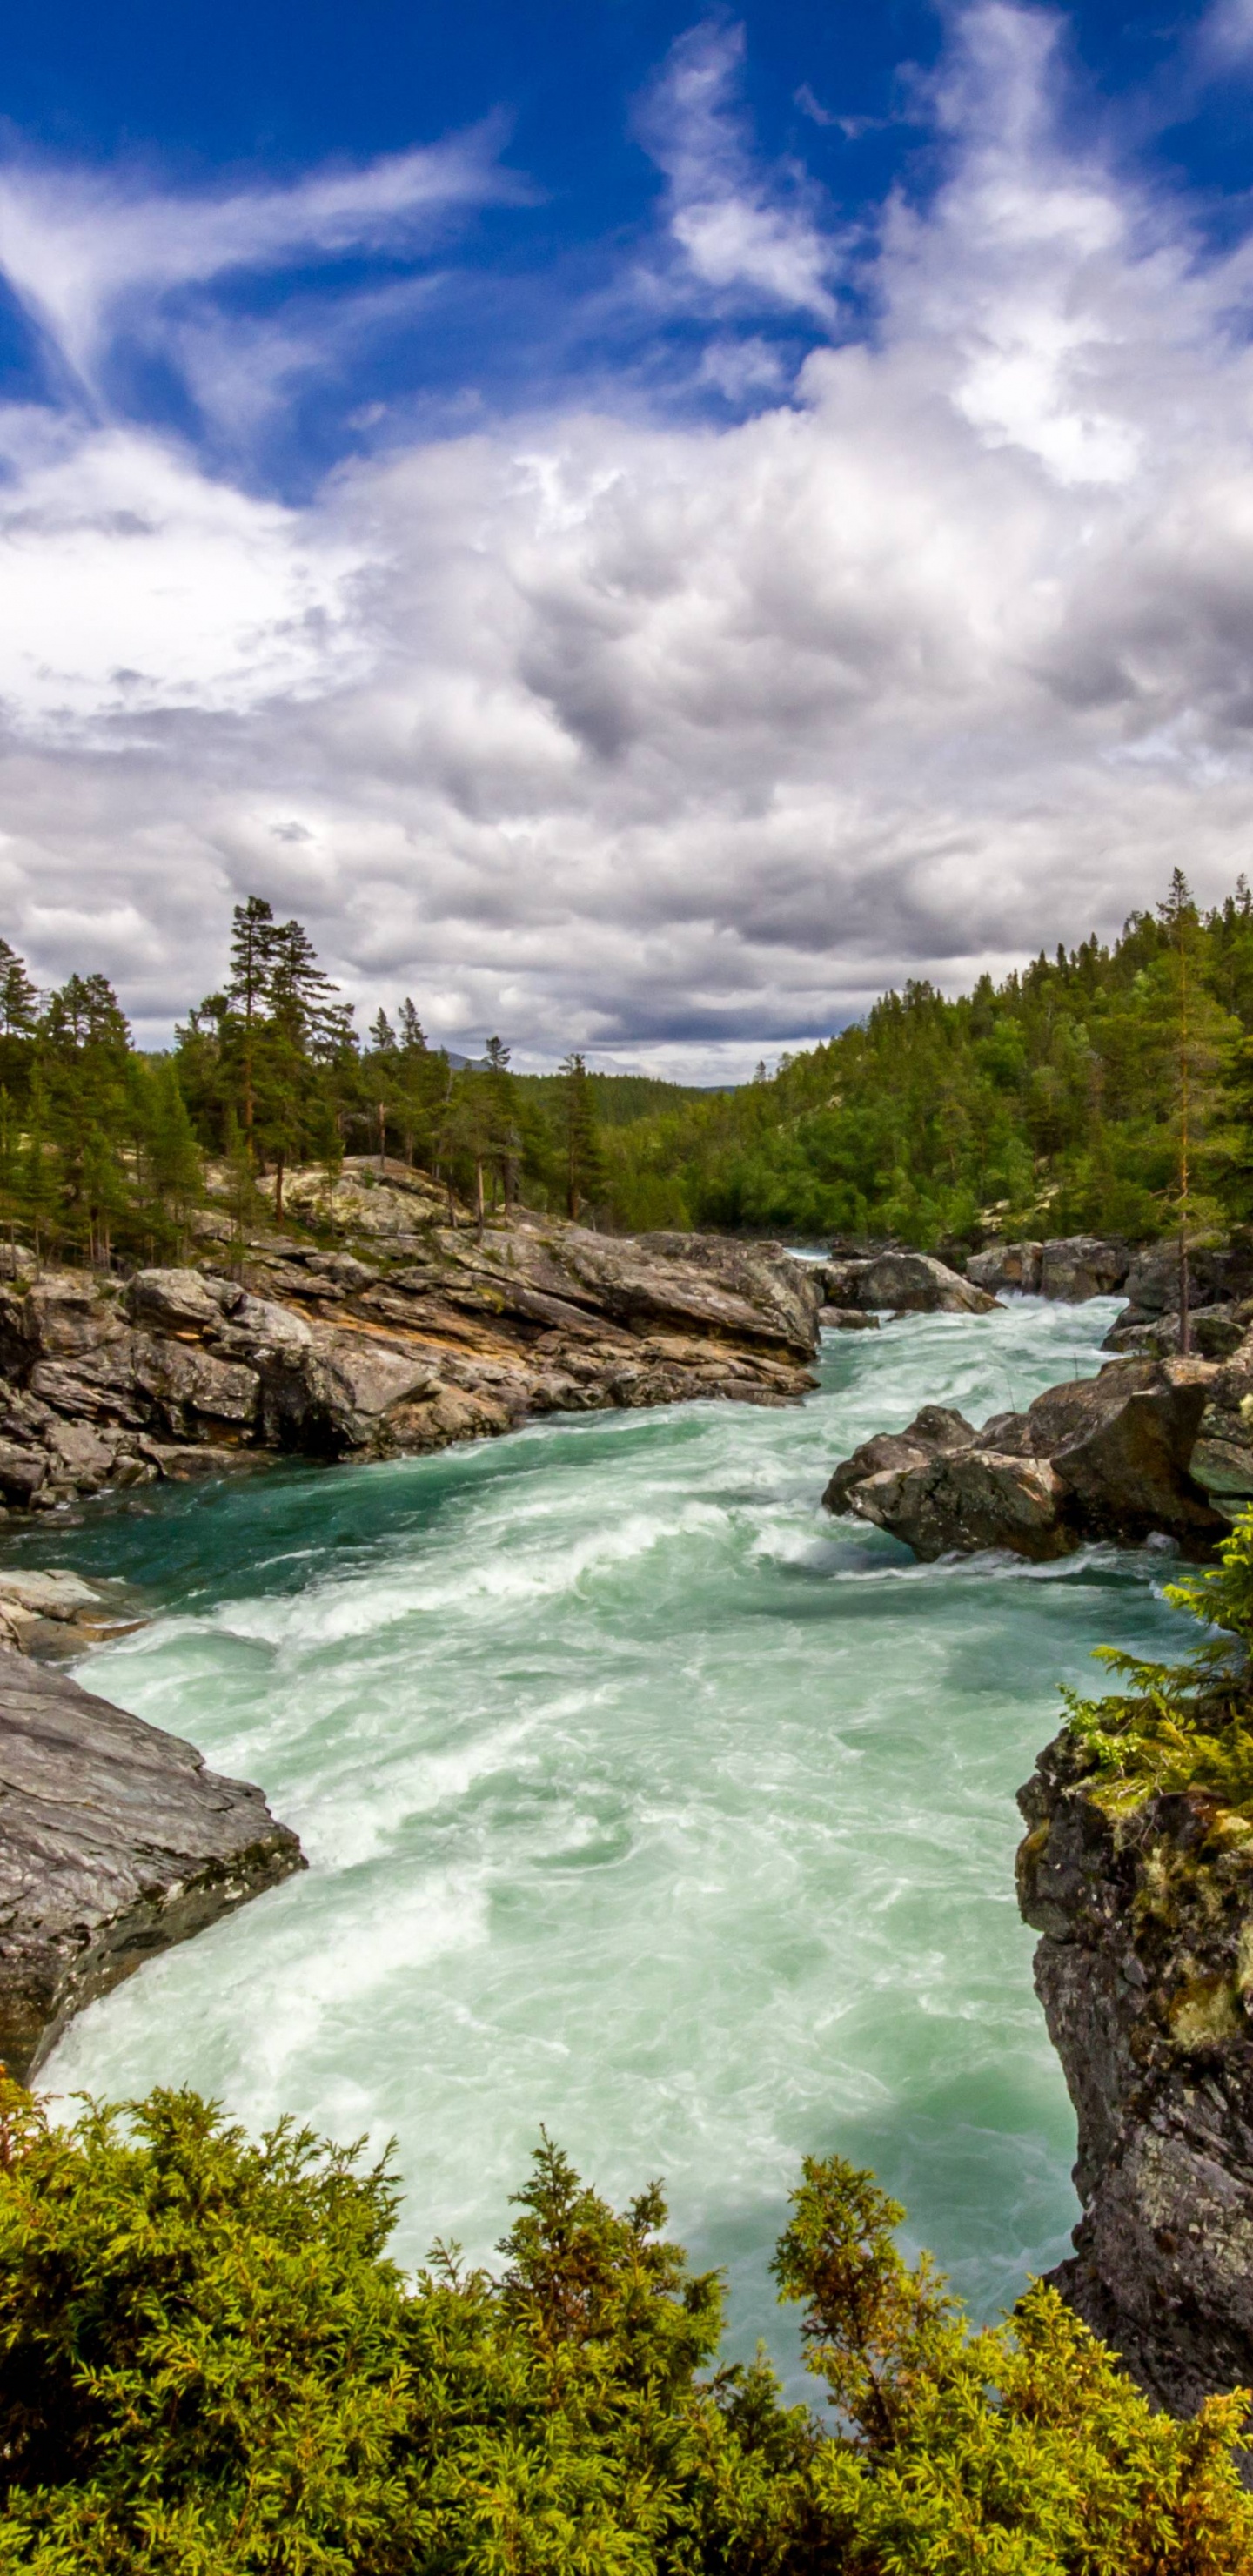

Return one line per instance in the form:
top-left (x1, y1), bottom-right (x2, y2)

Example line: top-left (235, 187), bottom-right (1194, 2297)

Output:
top-left (18, 1294), bottom-right (1199, 2389)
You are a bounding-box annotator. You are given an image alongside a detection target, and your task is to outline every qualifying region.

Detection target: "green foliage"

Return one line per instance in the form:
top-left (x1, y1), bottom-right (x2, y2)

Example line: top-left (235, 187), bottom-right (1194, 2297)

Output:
top-left (0, 2083), bottom-right (1249, 2573)
top-left (11, 865), bottom-right (1253, 1251)
top-left (591, 875), bottom-right (1253, 1243)
top-left (777, 2154), bottom-right (1252, 2573)
top-left (1063, 1504), bottom-right (1253, 1817)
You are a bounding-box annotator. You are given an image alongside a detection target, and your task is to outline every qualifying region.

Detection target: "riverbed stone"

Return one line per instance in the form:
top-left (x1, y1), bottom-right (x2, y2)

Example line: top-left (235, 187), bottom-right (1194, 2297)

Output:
top-left (967, 1241), bottom-right (1043, 1294)
top-left (1038, 1237), bottom-right (1130, 1301)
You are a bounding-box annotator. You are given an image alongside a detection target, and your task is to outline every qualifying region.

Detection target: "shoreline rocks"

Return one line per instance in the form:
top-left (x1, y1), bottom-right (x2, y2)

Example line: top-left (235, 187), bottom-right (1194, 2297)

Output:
top-left (814, 1250), bottom-right (999, 1316)
top-left (0, 1646), bottom-right (303, 2080)
top-left (1017, 1729), bottom-right (1253, 2420)
top-left (824, 1357), bottom-right (1231, 1559)
top-left (0, 1186), bottom-right (825, 1516)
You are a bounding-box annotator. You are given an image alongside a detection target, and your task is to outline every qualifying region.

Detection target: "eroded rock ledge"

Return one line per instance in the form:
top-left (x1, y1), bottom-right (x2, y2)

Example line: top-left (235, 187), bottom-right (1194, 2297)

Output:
top-left (0, 1177), bottom-right (822, 1514)
top-left (1017, 1732), bottom-right (1253, 2418)
top-left (0, 1647), bottom-right (304, 2080)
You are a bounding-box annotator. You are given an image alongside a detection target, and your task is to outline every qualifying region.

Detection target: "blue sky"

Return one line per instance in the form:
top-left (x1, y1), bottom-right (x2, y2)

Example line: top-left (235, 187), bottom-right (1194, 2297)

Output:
top-left (3, 3), bottom-right (1253, 1069)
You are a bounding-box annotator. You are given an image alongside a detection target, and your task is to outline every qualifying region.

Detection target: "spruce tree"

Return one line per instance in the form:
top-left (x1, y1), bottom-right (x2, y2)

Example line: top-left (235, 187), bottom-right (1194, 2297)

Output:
top-left (558, 1052), bottom-right (605, 1223)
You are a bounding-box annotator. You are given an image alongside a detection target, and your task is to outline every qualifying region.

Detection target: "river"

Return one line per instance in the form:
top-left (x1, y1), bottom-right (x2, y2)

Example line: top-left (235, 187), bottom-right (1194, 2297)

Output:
top-left (22, 1293), bottom-right (1196, 2390)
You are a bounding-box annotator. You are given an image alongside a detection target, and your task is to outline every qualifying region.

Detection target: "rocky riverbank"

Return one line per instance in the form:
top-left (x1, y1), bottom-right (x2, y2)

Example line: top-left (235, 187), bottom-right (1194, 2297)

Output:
top-left (823, 1353), bottom-right (1242, 1559)
top-left (0, 1646), bottom-right (303, 2080)
top-left (0, 1167), bottom-right (822, 1516)
top-left (1016, 1723), bottom-right (1253, 2421)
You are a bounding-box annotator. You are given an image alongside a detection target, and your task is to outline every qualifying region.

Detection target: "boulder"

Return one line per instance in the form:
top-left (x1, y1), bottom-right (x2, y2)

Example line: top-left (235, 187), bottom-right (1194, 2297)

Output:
top-left (0, 1273), bottom-right (125, 1369)
top-left (1102, 1302), bottom-right (1253, 1361)
top-left (848, 1251), bottom-right (998, 1315)
top-left (852, 1450), bottom-right (1071, 1560)
top-left (967, 1240), bottom-right (1043, 1294)
top-left (0, 1644), bottom-right (304, 2080)
top-left (0, 1570), bottom-right (100, 1621)
top-left (822, 1404), bottom-right (975, 1514)
top-left (1038, 1237), bottom-right (1130, 1301)
top-left (124, 1267), bottom-right (224, 1336)
top-left (825, 1358), bottom-right (1226, 1556)
top-left (0, 1443), bottom-right (48, 1504)
top-left (1186, 1327), bottom-right (1253, 1520)
top-left (129, 1337), bottom-right (261, 1440)
top-left (1046, 1358), bottom-right (1223, 1544)
top-left (1113, 1237), bottom-right (1253, 1329)
top-left (819, 1306), bottom-right (880, 1331)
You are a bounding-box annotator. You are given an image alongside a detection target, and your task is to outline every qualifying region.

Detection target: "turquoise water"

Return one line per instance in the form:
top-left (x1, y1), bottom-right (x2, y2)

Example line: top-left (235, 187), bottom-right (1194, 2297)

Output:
top-left (24, 1297), bottom-right (1196, 2389)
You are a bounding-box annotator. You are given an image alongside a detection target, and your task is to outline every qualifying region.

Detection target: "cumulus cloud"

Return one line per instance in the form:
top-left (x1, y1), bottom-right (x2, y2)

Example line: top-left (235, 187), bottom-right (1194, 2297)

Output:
top-left (2, 4), bottom-right (1253, 1072)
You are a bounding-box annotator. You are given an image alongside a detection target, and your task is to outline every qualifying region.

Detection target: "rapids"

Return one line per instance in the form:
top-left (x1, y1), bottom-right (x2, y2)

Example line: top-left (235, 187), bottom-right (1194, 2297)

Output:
top-left (23, 1294), bottom-right (1197, 2387)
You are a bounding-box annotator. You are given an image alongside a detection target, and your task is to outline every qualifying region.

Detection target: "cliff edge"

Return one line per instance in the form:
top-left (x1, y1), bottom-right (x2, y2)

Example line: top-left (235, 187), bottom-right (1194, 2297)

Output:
top-left (1017, 1723), bottom-right (1253, 2416)
top-left (0, 1647), bottom-right (304, 2080)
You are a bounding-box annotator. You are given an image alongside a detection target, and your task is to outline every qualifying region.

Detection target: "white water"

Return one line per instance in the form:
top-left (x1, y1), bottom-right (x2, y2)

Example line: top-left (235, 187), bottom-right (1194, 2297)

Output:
top-left (30, 1297), bottom-right (1195, 2385)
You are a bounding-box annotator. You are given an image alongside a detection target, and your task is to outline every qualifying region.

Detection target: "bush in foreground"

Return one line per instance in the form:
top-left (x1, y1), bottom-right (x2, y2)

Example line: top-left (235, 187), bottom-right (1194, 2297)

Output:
top-left (0, 2083), bottom-right (1247, 2573)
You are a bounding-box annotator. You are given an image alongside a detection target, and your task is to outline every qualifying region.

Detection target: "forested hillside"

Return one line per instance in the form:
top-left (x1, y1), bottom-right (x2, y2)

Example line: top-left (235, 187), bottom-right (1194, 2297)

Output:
top-left (600, 871), bottom-right (1253, 1244)
top-left (0, 870), bottom-right (1248, 1258)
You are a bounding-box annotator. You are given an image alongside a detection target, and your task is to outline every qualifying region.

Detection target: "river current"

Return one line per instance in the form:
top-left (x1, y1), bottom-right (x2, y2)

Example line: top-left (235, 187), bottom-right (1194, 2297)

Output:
top-left (23, 1294), bottom-right (1196, 2387)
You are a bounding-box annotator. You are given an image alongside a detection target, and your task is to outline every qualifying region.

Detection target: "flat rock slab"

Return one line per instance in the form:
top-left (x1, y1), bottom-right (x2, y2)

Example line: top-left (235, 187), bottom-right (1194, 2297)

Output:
top-left (0, 1646), bottom-right (304, 2081)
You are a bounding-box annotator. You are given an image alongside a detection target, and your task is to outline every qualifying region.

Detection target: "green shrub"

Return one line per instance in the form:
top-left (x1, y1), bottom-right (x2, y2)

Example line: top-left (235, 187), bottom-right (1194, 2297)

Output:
top-left (0, 2084), bottom-right (1248, 2572)
top-left (1063, 1504), bottom-right (1253, 1818)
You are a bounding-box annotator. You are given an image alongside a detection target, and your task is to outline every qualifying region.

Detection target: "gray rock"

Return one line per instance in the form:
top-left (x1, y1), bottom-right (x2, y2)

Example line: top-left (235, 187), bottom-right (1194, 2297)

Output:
top-left (1102, 1302), bottom-right (1253, 1361)
top-left (967, 1240), bottom-right (1043, 1294)
top-left (1017, 1734), bottom-right (1253, 2419)
top-left (1038, 1237), bottom-right (1130, 1301)
top-left (825, 1358), bottom-right (1225, 1555)
top-left (0, 1570), bottom-right (101, 1620)
top-left (853, 1251), bottom-right (998, 1315)
top-left (0, 1214), bottom-right (827, 1508)
top-left (0, 1442), bottom-right (47, 1504)
top-left (0, 1645), bottom-right (304, 2080)
top-left (129, 1335), bottom-right (261, 1439)
top-left (819, 1306), bottom-right (880, 1331)
top-left (822, 1404), bottom-right (975, 1514)
top-left (124, 1268), bottom-right (224, 1335)
top-left (851, 1448), bottom-right (1070, 1560)
top-left (1048, 1358), bottom-right (1223, 1544)
top-left (0, 1273), bottom-right (125, 1369)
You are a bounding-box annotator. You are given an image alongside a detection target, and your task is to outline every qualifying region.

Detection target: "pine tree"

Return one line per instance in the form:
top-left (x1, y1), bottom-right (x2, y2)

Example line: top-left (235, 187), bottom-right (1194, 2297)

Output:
top-left (0, 941), bottom-right (37, 1038)
top-left (558, 1053), bottom-right (605, 1224)
top-left (147, 1060), bottom-right (204, 1256)
top-left (1157, 870), bottom-right (1233, 1349)
top-left (226, 896), bottom-right (278, 1153)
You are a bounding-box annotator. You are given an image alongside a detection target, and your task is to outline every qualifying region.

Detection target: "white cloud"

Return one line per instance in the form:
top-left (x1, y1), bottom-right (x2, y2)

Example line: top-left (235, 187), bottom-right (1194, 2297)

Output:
top-left (0, 125), bottom-right (520, 394)
top-left (3, 5), bottom-right (1253, 1071)
top-left (638, 22), bottom-right (844, 325)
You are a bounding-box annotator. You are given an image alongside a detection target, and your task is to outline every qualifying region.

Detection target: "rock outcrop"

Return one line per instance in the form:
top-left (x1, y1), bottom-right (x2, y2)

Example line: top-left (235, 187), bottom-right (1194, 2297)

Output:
top-left (0, 1179), bottom-right (823, 1512)
top-left (1017, 1729), bottom-right (1253, 2418)
top-left (815, 1251), bottom-right (998, 1316)
top-left (0, 1646), bottom-right (303, 2079)
top-left (824, 1357), bottom-right (1229, 1558)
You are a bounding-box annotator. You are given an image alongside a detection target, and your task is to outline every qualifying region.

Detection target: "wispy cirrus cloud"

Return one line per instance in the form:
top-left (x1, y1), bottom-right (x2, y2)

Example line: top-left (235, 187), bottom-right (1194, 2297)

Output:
top-left (0, 122), bottom-right (525, 403)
